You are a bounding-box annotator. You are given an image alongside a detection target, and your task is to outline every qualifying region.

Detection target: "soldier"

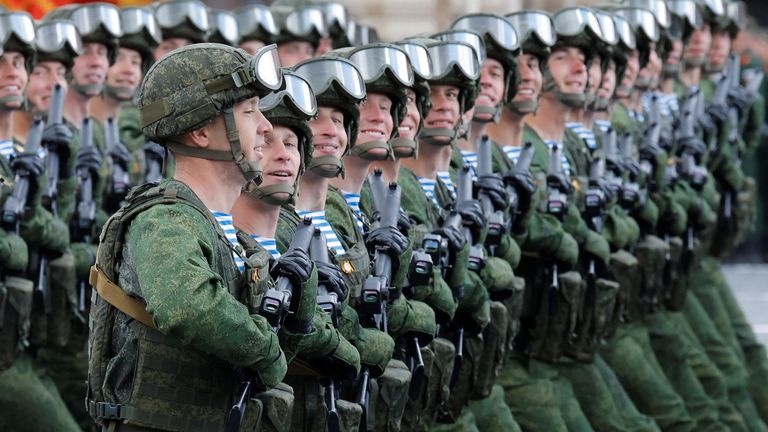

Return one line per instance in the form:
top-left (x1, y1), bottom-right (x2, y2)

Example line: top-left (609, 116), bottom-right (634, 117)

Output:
top-left (152, 0), bottom-right (209, 60)
top-left (0, 11), bottom-right (80, 432)
top-left (271, 2), bottom-right (328, 67)
top-left (236, 4), bottom-right (279, 56)
top-left (87, 42), bottom-right (289, 432)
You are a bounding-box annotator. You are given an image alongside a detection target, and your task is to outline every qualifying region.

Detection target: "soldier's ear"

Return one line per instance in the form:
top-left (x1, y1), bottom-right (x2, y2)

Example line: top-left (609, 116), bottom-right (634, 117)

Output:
top-left (184, 116), bottom-right (226, 149)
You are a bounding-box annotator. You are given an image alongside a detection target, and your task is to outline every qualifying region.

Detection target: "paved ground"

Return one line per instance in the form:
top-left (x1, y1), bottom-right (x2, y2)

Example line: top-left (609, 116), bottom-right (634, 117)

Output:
top-left (723, 264), bottom-right (768, 347)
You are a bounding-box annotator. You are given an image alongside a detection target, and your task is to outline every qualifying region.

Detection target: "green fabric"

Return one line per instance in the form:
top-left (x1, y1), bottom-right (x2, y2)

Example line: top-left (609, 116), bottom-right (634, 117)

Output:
top-left (118, 105), bottom-right (147, 153)
top-left (34, 347), bottom-right (91, 430)
top-left (528, 358), bottom-right (595, 432)
top-left (467, 384), bottom-right (522, 432)
top-left (0, 354), bottom-right (81, 431)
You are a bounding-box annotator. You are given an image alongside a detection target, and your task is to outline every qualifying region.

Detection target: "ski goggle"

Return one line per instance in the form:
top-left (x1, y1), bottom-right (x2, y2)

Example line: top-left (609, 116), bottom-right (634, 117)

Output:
top-left (210, 10), bottom-right (239, 45)
top-left (70, 3), bottom-right (122, 39)
top-left (120, 7), bottom-right (161, 44)
top-left (317, 2), bottom-right (348, 34)
top-left (506, 11), bottom-right (556, 47)
top-left (427, 40), bottom-right (480, 81)
top-left (433, 30), bottom-right (486, 66)
top-left (727, 2), bottom-right (746, 28)
top-left (451, 14), bottom-right (519, 52)
top-left (0, 12), bottom-right (35, 46)
top-left (594, 10), bottom-right (619, 46)
top-left (349, 44), bottom-right (414, 87)
top-left (236, 4), bottom-right (278, 38)
top-left (396, 41), bottom-right (433, 80)
top-left (699, 0), bottom-right (725, 17)
top-left (613, 15), bottom-right (637, 50)
top-left (292, 57), bottom-right (366, 101)
top-left (283, 7), bottom-right (328, 38)
top-left (260, 71), bottom-right (317, 117)
top-left (228, 44), bottom-right (283, 91)
top-left (627, 0), bottom-right (671, 30)
top-left (668, 0), bottom-right (703, 29)
top-left (614, 7), bottom-right (660, 43)
top-left (154, 0), bottom-right (209, 32)
top-left (35, 19), bottom-right (84, 55)
top-left (553, 7), bottom-right (604, 41)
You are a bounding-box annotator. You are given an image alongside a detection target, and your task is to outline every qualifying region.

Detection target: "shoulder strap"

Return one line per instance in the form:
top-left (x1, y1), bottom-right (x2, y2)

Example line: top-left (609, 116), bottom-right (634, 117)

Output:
top-left (89, 266), bottom-right (156, 329)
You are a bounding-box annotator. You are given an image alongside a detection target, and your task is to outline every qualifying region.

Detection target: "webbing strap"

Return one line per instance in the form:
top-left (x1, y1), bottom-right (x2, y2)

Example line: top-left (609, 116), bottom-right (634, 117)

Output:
top-left (287, 358), bottom-right (323, 378)
top-left (89, 266), bottom-right (156, 329)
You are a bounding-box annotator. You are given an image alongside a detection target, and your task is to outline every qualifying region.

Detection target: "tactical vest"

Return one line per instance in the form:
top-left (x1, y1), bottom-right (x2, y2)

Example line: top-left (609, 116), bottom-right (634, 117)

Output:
top-left (87, 180), bottom-right (258, 431)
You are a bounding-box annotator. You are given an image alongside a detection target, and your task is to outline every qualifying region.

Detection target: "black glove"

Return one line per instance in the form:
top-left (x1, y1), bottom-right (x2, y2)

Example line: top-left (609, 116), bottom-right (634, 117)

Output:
top-left (144, 141), bottom-right (164, 160)
top-left (728, 86), bottom-right (752, 114)
top-left (705, 102), bottom-right (729, 126)
top-left (108, 142), bottom-right (132, 169)
top-left (10, 152), bottom-right (44, 177)
top-left (475, 174), bottom-right (509, 212)
top-left (316, 261), bottom-right (347, 300)
top-left (397, 208), bottom-right (412, 236)
top-left (270, 248), bottom-right (312, 288)
top-left (433, 223), bottom-right (466, 255)
top-left (456, 199), bottom-right (485, 243)
top-left (504, 169), bottom-right (537, 217)
top-left (41, 123), bottom-right (73, 177)
top-left (366, 225), bottom-right (409, 261)
top-left (696, 113), bottom-right (717, 138)
top-left (677, 135), bottom-right (707, 158)
top-left (75, 145), bottom-right (103, 177)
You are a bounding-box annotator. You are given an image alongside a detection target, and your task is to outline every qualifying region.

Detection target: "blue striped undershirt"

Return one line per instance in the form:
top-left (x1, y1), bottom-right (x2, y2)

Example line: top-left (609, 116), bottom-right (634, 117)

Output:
top-left (543, 140), bottom-right (572, 176)
top-left (211, 211), bottom-right (245, 272)
top-left (295, 209), bottom-right (346, 256)
top-left (565, 122), bottom-right (597, 150)
top-left (459, 150), bottom-right (479, 180)
top-left (342, 191), bottom-right (365, 233)
top-left (594, 119), bottom-right (612, 134)
top-left (436, 170), bottom-right (456, 200)
top-left (0, 140), bottom-right (14, 158)
top-left (417, 177), bottom-right (441, 207)
top-left (251, 235), bottom-right (280, 259)
top-left (502, 145), bottom-right (522, 165)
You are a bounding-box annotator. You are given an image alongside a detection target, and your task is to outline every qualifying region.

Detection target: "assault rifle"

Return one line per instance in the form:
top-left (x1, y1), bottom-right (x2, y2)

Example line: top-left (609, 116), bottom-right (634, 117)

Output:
top-left (259, 217), bottom-right (314, 332)
top-left (3, 117), bottom-right (44, 234)
top-left (476, 135), bottom-right (505, 251)
top-left (546, 145), bottom-right (572, 315)
top-left (73, 118), bottom-right (97, 317)
top-left (504, 142), bottom-right (535, 232)
top-left (144, 141), bottom-right (164, 183)
top-left (104, 117), bottom-right (131, 213)
top-left (619, 134), bottom-right (646, 210)
top-left (308, 229), bottom-right (341, 432)
top-left (456, 165), bottom-right (485, 272)
top-left (584, 156), bottom-right (608, 306)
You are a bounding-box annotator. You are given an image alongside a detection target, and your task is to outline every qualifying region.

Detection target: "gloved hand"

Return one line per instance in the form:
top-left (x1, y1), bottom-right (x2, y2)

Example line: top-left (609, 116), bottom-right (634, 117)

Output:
top-left (504, 169), bottom-right (537, 217)
top-left (696, 113), bottom-right (717, 138)
top-left (75, 144), bottom-right (103, 177)
top-left (366, 225), bottom-right (409, 259)
top-left (270, 248), bottom-right (315, 333)
top-left (456, 200), bottom-right (485, 242)
top-left (270, 248), bottom-right (313, 290)
top-left (0, 231), bottom-right (29, 272)
top-left (108, 141), bottom-right (132, 169)
top-left (143, 141), bottom-right (164, 160)
top-left (705, 102), bottom-right (729, 126)
top-left (11, 152), bottom-right (45, 177)
top-left (728, 86), bottom-right (752, 114)
top-left (316, 261), bottom-right (347, 300)
top-left (41, 123), bottom-right (73, 177)
top-left (397, 208), bottom-right (412, 236)
top-left (677, 135), bottom-right (707, 158)
top-left (475, 174), bottom-right (508, 212)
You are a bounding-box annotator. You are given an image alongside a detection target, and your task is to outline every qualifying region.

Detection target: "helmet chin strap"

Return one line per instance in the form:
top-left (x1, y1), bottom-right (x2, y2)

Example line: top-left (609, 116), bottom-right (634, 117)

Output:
top-left (615, 84), bottom-right (633, 97)
top-left (350, 139), bottom-right (393, 161)
top-left (634, 76), bottom-right (653, 90)
top-left (308, 155), bottom-right (344, 178)
top-left (390, 137), bottom-right (417, 159)
top-left (704, 61), bottom-right (726, 74)
top-left (0, 94), bottom-right (23, 110)
top-left (420, 127), bottom-right (459, 146)
top-left (104, 85), bottom-right (135, 102)
top-left (683, 55), bottom-right (707, 68)
top-left (593, 97), bottom-right (611, 112)
top-left (71, 81), bottom-right (103, 98)
top-left (243, 181), bottom-right (297, 205)
top-left (507, 99), bottom-right (539, 115)
top-left (472, 104), bottom-right (501, 124)
top-left (662, 63), bottom-right (681, 79)
top-left (555, 89), bottom-right (586, 108)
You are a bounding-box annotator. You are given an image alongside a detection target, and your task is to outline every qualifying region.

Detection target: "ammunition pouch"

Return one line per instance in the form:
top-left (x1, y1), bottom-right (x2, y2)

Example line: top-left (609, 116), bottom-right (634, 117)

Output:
top-left (472, 301), bottom-right (509, 399)
top-left (0, 276), bottom-right (33, 370)
top-left (403, 337), bottom-right (455, 432)
top-left (528, 270), bottom-right (584, 363)
top-left (633, 235), bottom-right (669, 314)
top-left (30, 250), bottom-right (77, 348)
top-left (564, 277), bottom-right (620, 363)
top-left (665, 236), bottom-right (686, 311)
top-left (372, 359), bottom-right (412, 432)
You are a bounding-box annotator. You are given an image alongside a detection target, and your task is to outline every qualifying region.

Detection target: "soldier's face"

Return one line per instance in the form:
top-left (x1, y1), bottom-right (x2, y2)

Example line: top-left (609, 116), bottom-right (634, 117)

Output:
top-left (666, 39), bottom-right (684, 67)
top-left (309, 106), bottom-right (348, 163)
top-left (106, 48), bottom-right (142, 100)
top-left (356, 93), bottom-right (393, 158)
top-left (512, 54), bottom-right (542, 109)
top-left (475, 57), bottom-right (505, 121)
top-left (398, 88), bottom-right (420, 141)
top-left (0, 51), bottom-right (28, 109)
top-left (685, 24), bottom-right (712, 60)
top-left (587, 56), bottom-right (603, 98)
top-left (598, 59), bottom-right (617, 100)
top-left (72, 42), bottom-right (110, 97)
top-left (233, 96), bottom-right (271, 174)
top-left (709, 30), bottom-right (731, 68)
top-left (617, 50), bottom-right (640, 97)
top-left (260, 125), bottom-right (302, 201)
top-left (154, 38), bottom-right (192, 61)
top-left (639, 43), bottom-right (662, 84)
top-left (424, 84), bottom-right (460, 143)
top-left (277, 41), bottom-right (315, 67)
top-left (239, 40), bottom-right (266, 56)
top-left (548, 46), bottom-right (587, 94)
top-left (27, 61), bottom-right (67, 113)
top-left (315, 37), bottom-right (334, 56)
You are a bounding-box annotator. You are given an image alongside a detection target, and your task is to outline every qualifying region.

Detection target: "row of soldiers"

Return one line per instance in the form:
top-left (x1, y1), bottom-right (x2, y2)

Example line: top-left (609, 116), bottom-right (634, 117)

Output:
top-left (0, 0), bottom-right (766, 431)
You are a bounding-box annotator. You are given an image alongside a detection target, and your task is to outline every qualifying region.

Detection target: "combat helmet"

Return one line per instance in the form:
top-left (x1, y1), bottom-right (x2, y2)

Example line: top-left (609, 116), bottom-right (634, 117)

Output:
top-left (34, 19), bottom-right (83, 72)
top-left (0, 12), bottom-right (34, 109)
top-left (393, 39), bottom-right (434, 157)
top-left (292, 55), bottom-right (366, 177)
top-left (244, 71), bottom-right (316, 205)
top-left (236, 4), bottom-right (279, 47)
top-left (153, 0), bottom-right (210, 44)
top-left (329, 43), bottom-right (414, 160)
top-left (614, 6), bottom-right (660, 71)
top-left (118, 7), bottom-right (161, 75)
top-left (208, 10), bottom-right (239, 47)
top-left (506, 10), bottom-right (556, 113)
top-left (46, 3), bottom-right (122, 65)
top-left (271, 3), bottom-right (328, 50)
top-left (451, 13), bottom-right (520, 122)
top-left (550, 7), bottom-right (605, 108)
top-left (138, 43), bottom-right (283, 183)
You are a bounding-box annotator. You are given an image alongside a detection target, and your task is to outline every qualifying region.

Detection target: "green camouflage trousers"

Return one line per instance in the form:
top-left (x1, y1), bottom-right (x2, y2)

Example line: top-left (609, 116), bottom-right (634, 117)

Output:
top-left (601, 322), bottom-right (694, 432)
top-left (594, 354), bottom-right (661, 432)
top-left (467, 384), bottom-right (521, 432)
top-left (0, 354), bottom-right (80, 431)
top-left (528, 358), bottom-right (594, 431)
top-left (34, 343), bottom-right (90, 431)
top-left (557, 355), bottom-right (660, 432)
top-left (645, 311), bottom-right (730, 432)
top-left (691, 257), bottom-right (768, 424)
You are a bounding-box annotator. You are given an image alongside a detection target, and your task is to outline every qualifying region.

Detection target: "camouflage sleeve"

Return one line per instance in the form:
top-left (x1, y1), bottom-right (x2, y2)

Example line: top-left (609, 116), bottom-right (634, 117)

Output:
top-left (118, 106), bottom-right (147, 153)
top-left (19, 205), bottom-right (69, 255)
top-left (126, 204), bottom-right (284, 372)
top-left (0, 228), bottom-right (29, 272)
top-left (744, 94), bottom-right (765, 152)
